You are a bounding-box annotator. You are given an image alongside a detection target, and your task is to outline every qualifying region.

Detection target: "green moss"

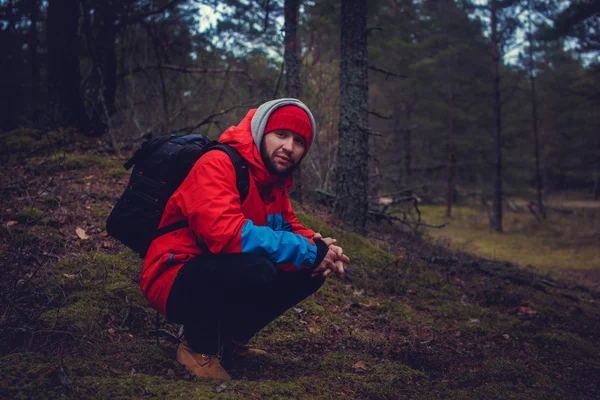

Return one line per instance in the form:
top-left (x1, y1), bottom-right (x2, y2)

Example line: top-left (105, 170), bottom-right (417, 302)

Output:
top-left (39, 295), bottom-right (104, 332)
top-left (75, 374), bottom-right (218, 400)
top-left (481, 358), bottom-right (527, 382)
top-left (15, 207), bottom-right (45, 224)
top-left (105, 167), bottom-right (129, 178)
top-left (1, 129), bottom-right (71, 161)
top-left (295, 211), bottom-right (396, 270)
top-left (313, 278), bottom-right (352, 306)
top-left (40, 251), bottom-right (147, 338)
top-left (0, 352), bottom-right (65, 400)
top-left (31, 153), bottom-right (123, 171)
top-left (372, 300), bottom-right (416, 322)
top-left (447, 382), bottom-right (557, 400)
top-left (419, 204), bottom-right (600, 273)
top-left (534, 330), bottom-right (599, 360)
top-left (44, 196), bottom-right (62, 208)
top-left (88, 204), bottom-right (111, 220)
top-left (237, 378), bottom-right (326, 399)
top-left (436, 302), bottom-right (519, 338)
top-left (66, 341), bottom-right (172, 378)
top-left (15, 233), bottom-right (35, 245)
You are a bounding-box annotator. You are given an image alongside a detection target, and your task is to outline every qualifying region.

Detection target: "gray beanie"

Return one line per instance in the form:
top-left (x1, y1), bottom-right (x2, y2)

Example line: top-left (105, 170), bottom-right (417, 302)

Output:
top-left (250, 98), bottom-right (317, 153)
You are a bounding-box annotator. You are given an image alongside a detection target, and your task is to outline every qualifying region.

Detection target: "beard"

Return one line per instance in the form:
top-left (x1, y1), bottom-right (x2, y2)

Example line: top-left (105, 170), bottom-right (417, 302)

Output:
top-left (260, 140), bottom-right (299, 177)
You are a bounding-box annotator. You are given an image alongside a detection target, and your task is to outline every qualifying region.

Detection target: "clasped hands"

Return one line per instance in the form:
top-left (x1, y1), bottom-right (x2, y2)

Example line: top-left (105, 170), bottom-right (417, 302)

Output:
top-left (311, 232), bottom-right (350, 278)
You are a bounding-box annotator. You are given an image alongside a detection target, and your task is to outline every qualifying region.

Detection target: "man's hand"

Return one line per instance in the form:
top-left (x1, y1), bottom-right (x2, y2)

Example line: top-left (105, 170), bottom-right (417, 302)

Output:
top-left (311, 246), bottom-right (350, 278)
top-left (313, 232), bottom-right (336, 247)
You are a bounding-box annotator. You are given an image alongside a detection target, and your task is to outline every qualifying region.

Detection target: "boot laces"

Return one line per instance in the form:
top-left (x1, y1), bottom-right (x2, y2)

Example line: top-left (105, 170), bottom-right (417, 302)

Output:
top-left (200, 354), bottom-right (220, 368)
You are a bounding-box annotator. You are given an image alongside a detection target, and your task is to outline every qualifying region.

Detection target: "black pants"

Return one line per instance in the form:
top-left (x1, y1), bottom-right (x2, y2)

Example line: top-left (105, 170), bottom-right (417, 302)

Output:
top-left (166, 253), bottom-right (325, 354)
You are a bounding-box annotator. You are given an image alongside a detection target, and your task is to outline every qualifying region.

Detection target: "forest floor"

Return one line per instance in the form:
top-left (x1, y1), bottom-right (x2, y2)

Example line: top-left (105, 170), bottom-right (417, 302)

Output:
top-left (417, 200), bottom-right (600, 291)
top-left (1, 131), bottom-right (599, 399)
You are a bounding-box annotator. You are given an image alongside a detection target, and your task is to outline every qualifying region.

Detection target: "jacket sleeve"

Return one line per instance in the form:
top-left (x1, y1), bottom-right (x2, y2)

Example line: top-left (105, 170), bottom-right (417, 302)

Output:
top-left (171, 152), bottom-right (323, 268)
top-left (280, 191), bottom-right (316, 239)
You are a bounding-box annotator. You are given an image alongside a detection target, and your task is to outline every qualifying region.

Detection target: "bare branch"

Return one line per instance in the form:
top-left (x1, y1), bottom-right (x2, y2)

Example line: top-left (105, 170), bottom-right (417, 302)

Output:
top-left (368, 65), bottom-right (407, 80)
top-left (369, 110), bottom-right (392, 120)
top-left (173, 102), bottom-right (257, 135)
top-left (117, 65), bottom-right (254, 81)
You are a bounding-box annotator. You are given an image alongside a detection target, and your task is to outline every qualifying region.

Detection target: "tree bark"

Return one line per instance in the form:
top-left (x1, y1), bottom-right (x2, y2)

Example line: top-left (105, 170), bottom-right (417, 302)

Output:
top-left (490, 0), bottom-right (503, 232)
top-left (446, 74), bottom-right (454, 218)
top-left (47, 0), bottom-right (91, 133)
top-left (28, 0), bottom-right (41, 127)
top-left (1, 0), bottom-right (17, 131)
top-left (335, 0), bottom-right (369, 234)
top-left (528, 0), bottom-right (545, 219)
top-left (405, 105), bottom-right (412, 176)
top-left (285, 0), bottom-right (304, 202)
top-left (96, 1), bottom-right (118, 117)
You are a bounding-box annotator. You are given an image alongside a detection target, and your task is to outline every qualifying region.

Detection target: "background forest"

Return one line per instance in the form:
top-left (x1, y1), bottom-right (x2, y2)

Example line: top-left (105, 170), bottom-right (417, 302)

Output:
top-left (1, 0), bottom-right (600, 398)
top-left (2, 0), bottom-right (598, 221)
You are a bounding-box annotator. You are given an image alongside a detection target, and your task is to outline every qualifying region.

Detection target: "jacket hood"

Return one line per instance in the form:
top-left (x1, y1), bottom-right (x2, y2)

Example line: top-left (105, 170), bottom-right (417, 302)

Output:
top-left (218, 109), bottom-right (293, 191)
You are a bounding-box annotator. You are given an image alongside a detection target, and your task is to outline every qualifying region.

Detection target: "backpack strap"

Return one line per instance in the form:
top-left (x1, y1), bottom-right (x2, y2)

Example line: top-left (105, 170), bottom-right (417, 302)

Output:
top-left (153, 143), bottom-right (250, 243)
top-left (209, 143), bottom-right (250, 203)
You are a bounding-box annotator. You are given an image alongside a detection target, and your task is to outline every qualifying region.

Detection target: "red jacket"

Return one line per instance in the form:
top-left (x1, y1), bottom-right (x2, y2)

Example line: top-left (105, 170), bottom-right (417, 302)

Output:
top-left (140, 109), bottom-right (322, 316)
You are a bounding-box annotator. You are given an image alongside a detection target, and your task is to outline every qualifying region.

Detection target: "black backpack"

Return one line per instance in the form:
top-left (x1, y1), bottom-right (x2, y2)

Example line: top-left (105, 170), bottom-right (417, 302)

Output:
top-left (106, 134), bottom-right (249, 257)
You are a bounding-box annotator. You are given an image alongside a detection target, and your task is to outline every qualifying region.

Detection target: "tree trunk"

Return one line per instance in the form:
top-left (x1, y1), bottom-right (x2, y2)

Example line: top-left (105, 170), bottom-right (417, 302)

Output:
top-left (285, 0), bottom-right (304, 202)
top-left (490, 0), bottom-right (503, 232)
top-left (97, 1), bottom-right (118, 117)
top-left (393, 103), bottom-right (402, 187)
top-left (28, 0), bottom-right (41, 127)
top-left (47, 0), bottom-right (91, 133)
top-left (1, 0), bottom-right (17, 132)
top-left (335, 0), bottom-right (369, 234)
top-left (404, 103), bottom-right (412, 180)
top-left (446, 75), bottom-right (454, 218)
top-left (528, 0), bottom-right (545, 219)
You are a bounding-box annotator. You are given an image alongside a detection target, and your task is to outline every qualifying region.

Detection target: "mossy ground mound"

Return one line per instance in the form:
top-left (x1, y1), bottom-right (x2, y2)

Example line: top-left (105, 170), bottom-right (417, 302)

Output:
top-left (1, 148), bottom-right (599, 399)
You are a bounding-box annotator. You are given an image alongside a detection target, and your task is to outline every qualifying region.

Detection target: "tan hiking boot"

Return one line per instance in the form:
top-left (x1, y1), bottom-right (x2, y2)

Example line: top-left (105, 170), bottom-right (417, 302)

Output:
top-left (230, 338), bottom-right (269, 358)
top-left (176, 341), bottom-right (231, 380)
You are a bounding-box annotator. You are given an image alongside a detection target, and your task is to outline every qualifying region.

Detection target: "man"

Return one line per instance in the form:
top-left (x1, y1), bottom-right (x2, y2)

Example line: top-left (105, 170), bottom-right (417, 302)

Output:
top-left (140, 98), bottom-right (350, 380)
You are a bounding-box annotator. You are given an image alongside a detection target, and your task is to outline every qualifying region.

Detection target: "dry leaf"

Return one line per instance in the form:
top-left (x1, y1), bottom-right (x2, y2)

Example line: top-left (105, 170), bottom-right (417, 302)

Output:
top-left (519, 306), bottom-right (537, 315)
top-left (6, 221), bottom-right (18, 226)
top-left (353, 361), bottom-right (368, 372)
top-left (454, 277), bottom-right (466, 286)
top-left (76, 227), bottom-right (89, 240)
top-left (63, 273), bottom-right (76, 279)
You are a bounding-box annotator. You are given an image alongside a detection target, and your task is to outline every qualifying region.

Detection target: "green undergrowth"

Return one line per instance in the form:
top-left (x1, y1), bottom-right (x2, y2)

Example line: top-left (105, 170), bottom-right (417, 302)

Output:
top-left (0, 128), bottom-right (72, 161)
top-left (38, 251), bottom-right (152, 340)
top-left (295, 211), bottom-right (397, 271)
top-left (296, 210), bottom-right (398, 295)
top-left (13, 206), bottom-right (61, 228)
top-left (29, 152), bottom-right (123, 171)
top-left (2, 194), bottom-right (600, 399)
top-left (418, 204), bottom-right (600, 273)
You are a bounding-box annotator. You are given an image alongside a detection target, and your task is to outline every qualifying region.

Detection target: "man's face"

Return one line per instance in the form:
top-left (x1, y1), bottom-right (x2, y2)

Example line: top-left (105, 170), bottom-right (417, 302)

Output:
top-left (260, 130), bottom-right (307, 176)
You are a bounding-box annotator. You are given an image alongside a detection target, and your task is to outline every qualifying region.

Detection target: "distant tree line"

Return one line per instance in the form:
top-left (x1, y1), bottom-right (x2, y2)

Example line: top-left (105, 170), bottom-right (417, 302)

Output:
top-left (0, 0), bottom-right (598, 233)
